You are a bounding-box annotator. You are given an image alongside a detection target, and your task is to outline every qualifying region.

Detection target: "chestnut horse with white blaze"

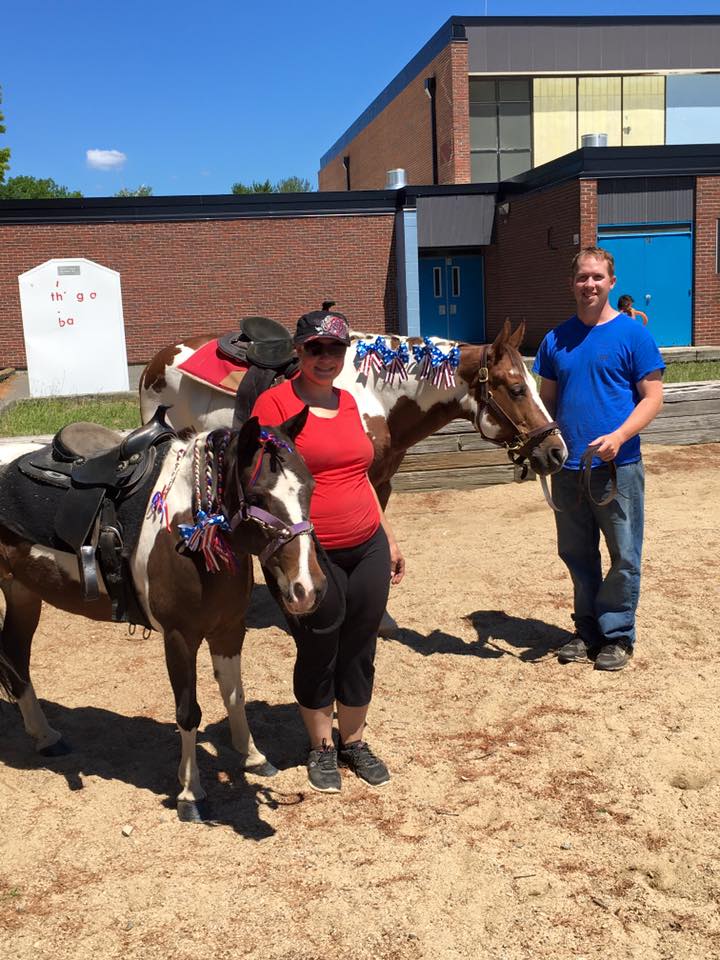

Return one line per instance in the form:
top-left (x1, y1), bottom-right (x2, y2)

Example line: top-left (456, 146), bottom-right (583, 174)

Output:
top-left (0, 411), bottom-right (325, 822)
top-left (140, 321), bottom-right (568, 504)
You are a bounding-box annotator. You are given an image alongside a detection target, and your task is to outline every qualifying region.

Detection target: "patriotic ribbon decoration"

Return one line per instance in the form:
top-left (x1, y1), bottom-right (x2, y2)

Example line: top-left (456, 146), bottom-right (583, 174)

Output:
top-left (171, 432), bottom-right (238, 574)
top-left (249, 429), bottom-right (295, 486)
top-left (412, 337), bottom-right (461, 389)
top-left (178, 509), bottom-right (237, 574)
top-left (355, 337), bottom-right (386, 377)
top-left (355, 337), bottom-right (410, 385)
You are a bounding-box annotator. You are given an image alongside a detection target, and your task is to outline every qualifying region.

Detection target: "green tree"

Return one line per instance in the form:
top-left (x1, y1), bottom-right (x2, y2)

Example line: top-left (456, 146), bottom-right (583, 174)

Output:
top-left (231, 179), bottom-right (273, 194)
top-left (231, 176), bottom-right (313, 195)
top-left (0, 175), bottom-right (83, 199)
top-left (0, 86), bottom-right (10, 184)
top-left (275, 176), bottom-right (312, 193)
top-left (115, 184), bottom-right (153, 197)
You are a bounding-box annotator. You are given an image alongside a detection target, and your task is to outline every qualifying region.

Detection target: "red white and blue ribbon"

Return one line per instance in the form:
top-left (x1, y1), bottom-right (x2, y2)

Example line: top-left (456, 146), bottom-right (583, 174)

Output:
top-left (355, 337), bottom-right (410, 385)
top-left (176, 432), bottom-right (238, 574)
top-left (412, 338), bottom-right (461, 389)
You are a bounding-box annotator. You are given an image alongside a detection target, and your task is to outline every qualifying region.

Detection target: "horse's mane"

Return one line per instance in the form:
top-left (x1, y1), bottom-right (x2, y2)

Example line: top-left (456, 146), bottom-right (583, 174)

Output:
top-left (349, 330), bottom-right (464, 350)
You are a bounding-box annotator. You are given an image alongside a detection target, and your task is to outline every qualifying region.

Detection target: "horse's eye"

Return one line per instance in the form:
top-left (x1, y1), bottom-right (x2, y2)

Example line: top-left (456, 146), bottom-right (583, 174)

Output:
top-left (509, 384), bottom-right (526, 398)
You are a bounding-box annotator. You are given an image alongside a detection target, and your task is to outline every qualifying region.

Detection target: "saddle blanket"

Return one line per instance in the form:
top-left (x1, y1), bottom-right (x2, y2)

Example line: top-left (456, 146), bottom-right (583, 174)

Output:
top-left (0, 440), bottom-right (170, 555)
top-left (177, 340), bottom-right (248, 395)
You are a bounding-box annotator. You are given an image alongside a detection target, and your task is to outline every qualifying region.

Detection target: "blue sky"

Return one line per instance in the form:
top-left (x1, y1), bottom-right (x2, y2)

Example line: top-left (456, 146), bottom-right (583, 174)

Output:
top-left (2, 0), bottom-right (719, 197)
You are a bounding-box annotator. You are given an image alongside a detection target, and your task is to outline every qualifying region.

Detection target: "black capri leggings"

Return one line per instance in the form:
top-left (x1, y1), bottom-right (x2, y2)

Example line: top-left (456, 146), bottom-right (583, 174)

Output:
top-left (284, 526), bottom-right (391, 710)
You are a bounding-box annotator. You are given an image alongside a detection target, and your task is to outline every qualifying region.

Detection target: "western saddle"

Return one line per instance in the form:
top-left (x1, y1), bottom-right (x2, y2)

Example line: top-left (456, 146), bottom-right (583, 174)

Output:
top-left (16, 407), bottom-right (176, 628)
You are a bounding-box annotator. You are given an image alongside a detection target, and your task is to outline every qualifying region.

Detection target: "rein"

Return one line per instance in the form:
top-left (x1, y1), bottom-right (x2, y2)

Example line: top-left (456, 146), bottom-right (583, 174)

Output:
top-left (539, 446), bottom-right (618, 513)
top-left (175, 430), bottom-right (313, 571)
top-left (475, 344), bottom-right (561, 472)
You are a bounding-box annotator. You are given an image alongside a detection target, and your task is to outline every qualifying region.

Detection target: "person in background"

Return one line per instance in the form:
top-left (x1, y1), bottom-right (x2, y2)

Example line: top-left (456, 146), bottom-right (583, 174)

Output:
top-left (617, 294), bottom-right (649, 326)
top-left (252, 308), bottom-right (404, 793)
top-left (533, 247), bottom-right (664, 672)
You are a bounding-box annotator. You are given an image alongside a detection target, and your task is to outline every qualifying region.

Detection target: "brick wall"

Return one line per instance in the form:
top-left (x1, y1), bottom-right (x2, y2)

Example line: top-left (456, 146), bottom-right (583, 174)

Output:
top-left (694, 177), bottom-right (720, 346)
top-left (319, 40), bottom-right (470, 191)
top-left (0, 215), bottom-right (398, 368)
top-left (484, 180), bottom-right (591, 351)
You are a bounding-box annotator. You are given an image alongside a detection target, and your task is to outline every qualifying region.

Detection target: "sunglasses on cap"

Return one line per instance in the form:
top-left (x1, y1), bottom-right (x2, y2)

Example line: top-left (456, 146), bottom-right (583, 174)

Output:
top-left (303, 340), bottom-right (347, 358)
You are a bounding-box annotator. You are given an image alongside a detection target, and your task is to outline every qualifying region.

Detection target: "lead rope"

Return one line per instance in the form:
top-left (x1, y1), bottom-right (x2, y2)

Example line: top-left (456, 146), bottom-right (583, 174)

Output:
top-left (539, 445), bottom-right (618, 513)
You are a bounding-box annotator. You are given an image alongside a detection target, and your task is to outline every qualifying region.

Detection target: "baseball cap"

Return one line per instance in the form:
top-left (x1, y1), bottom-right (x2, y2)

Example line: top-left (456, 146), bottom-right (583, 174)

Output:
top-left (294, 309), bottom-right (351, 347)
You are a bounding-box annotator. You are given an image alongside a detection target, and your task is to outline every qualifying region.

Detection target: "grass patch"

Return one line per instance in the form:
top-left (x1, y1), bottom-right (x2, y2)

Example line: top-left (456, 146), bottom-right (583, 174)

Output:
top-left (0, 395), bottom-right (140, 438)
top-left (663, 360), bottom-right (720, 383)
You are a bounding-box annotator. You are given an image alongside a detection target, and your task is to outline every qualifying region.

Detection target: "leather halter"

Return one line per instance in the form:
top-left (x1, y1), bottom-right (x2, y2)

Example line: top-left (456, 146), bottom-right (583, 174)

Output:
top-left (475, 345), bottom-right (561, 473)
top-left (228, 440), bottom-right (313, 565)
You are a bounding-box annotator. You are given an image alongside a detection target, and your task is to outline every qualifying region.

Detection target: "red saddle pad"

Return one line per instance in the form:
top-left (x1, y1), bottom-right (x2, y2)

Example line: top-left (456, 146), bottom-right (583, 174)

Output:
top-left (176, 339), bottom-right (248, 396)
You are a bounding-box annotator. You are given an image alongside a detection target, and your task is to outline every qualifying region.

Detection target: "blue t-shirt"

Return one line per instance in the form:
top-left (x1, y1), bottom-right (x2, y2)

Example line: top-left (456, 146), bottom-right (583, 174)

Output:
top-left (533, 313), bottom-right (665, 470)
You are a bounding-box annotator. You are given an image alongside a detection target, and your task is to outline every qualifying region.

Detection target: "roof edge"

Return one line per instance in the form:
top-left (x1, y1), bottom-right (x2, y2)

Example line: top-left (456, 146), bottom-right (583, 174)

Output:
top-left (319, 17), bottom-right (464, 170)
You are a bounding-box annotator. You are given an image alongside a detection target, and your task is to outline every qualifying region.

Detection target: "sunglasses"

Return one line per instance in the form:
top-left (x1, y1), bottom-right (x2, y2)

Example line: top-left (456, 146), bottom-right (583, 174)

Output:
top-left (303, 341), bottom-right (347, 358)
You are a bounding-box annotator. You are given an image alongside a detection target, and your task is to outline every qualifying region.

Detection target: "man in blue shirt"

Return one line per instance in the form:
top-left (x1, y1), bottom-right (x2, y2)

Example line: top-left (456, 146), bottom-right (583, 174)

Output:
top-left (533, 247), bottom-right (665, 671)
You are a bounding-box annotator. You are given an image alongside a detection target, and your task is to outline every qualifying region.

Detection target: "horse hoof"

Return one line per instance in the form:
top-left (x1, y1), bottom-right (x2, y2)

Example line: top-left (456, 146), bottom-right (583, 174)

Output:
top-left (378, 612), bottom-right (399, 640)
top-left (39, 737), bottom-right (72, 757)
top-left (176, 799), bottom-right (210, 823)
top-left (245, 760), bottom-right (279, 778)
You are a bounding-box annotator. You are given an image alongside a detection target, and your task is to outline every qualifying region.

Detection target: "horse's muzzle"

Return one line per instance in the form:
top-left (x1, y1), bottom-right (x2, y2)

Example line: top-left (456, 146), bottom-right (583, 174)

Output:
top-left (529, 433), bottom-right (568, 476)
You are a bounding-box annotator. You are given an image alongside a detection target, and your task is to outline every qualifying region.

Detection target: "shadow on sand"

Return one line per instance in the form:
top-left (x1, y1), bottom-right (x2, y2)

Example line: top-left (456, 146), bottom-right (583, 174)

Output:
top-left (245, 582), bottom-right (290, 632)
top-left (390, 609), bottom-right (574, 663)
top-left (0, 695), bottom-right (309, 836)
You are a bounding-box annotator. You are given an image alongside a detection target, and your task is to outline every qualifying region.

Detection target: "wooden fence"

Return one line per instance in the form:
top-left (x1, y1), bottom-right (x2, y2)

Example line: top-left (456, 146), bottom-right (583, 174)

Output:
top-left (392, 380), bottom-right (720, 493)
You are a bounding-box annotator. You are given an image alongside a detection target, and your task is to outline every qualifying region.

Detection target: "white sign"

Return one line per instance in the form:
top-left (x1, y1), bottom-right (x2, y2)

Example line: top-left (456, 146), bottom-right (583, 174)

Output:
top-left (18, 258), bottom-right (130, 397)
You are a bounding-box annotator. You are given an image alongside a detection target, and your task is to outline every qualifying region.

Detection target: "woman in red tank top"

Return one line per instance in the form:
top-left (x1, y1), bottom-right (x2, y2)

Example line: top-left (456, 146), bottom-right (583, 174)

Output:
top-left (252, 308), bottom-right (404, 794)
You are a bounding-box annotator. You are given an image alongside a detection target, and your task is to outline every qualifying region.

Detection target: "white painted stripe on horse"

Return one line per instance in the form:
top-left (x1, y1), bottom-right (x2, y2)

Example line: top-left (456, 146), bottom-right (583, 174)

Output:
top-left (270, 467), bottom-right (314, 599)
top-left (177, 726), bottom-right (205, 802)
top-left (17, 686), bottom-right (62, 751)
top-left (211, 653), bottom-right (265, 766)
top-left (522, 365), bottom-right (569, 458)
top-left (130, 437), bottom-right (194, 632)
top-left (28, 544), bottom-right (101, 591)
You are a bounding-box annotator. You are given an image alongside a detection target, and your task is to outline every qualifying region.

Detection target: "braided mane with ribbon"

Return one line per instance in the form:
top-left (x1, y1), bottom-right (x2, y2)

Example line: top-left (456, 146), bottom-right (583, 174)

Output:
top-left (149, 426), bottom-right (311, 574)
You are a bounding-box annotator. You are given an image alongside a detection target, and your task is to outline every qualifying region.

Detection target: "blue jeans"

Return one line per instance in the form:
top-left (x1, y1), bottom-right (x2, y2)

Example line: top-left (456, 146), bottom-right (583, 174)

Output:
top-left (551, 460), bottom-right (645, 649)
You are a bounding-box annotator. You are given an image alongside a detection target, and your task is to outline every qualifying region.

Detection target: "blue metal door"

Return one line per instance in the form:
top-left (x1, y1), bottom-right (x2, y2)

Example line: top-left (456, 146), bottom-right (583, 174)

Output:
top-left (419, 255), bottom-right (485, 342)
top-left (600, 230), bottom-right (692, 347)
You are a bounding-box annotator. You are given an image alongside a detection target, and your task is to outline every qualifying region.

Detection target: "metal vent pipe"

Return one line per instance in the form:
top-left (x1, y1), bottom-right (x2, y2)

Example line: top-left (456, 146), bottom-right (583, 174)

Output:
top-left (385, 168), bottom-right (407, 189)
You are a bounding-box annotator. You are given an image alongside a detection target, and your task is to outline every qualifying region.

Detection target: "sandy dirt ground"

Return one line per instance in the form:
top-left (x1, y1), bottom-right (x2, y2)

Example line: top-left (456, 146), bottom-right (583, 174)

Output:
top-left (1, 443), bottom-right (719, 960)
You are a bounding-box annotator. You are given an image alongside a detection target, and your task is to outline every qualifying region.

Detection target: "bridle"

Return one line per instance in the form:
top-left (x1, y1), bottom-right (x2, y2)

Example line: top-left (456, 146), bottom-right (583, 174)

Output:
top-left (474, 345), bottom-right (561, 477)
top-left (228, 430), bottom-right (314, 565)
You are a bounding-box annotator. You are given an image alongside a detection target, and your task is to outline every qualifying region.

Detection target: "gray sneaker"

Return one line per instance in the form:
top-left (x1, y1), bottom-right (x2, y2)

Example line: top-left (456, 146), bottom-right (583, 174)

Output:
top-left (595, 642), bottom-right (633, 672)
top-left (338, 740), bottom-right (390, 787)
top-left (557, 635), bottom-right (600, 663)
top-left (307, 740), bottom-right (341, 793)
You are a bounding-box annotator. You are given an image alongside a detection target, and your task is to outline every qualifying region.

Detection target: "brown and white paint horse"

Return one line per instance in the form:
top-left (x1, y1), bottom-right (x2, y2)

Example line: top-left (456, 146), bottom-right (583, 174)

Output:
top-left (0, 412), bottom-right (325, 822)
top-left (140, 320), bottom-right (567, 501)
top-left (140, 321), bottom-right (568, 634)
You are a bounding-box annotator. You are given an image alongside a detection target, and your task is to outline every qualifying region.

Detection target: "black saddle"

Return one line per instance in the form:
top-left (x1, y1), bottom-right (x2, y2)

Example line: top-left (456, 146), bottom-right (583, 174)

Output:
top-left (10, 407), bottom-right (176, 627)
top-left (218, 315), bottom-right (297, 371)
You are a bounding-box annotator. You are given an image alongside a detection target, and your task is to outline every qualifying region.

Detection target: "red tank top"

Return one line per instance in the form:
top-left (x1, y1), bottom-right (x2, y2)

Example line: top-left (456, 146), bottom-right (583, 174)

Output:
top-left (251, 380), bottom-right (380, 550)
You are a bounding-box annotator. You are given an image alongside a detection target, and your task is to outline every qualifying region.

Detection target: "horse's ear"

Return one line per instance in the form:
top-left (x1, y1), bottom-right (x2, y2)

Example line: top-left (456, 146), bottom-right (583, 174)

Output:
top-left (508, 321), bottom-right (525, 351)
top-left (491, 318), bottom-right (512, 354)
top-left (280, 406), bottom-right (309, 441)
top-left (234, 416), bottom-right (261, 460)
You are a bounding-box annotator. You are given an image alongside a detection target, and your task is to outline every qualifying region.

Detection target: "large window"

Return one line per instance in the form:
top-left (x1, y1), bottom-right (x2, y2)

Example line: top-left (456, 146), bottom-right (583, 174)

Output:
top-left (470, 78), bottom-right (532, 182)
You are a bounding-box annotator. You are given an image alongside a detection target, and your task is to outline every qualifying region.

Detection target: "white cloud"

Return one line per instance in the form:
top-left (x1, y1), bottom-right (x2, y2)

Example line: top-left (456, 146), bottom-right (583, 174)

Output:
top-left (86, 149), bottom-right (127, 171)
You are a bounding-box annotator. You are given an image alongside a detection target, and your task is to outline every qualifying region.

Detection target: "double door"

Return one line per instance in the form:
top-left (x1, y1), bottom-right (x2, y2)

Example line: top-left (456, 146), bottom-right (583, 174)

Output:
top-left (419, 255), bottom-right (485, 343)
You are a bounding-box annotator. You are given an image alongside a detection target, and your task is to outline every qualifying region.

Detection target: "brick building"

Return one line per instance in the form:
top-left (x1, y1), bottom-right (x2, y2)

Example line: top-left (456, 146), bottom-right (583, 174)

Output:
top-left (1, 147), bottom-right (719, 369)
top-left (1, 16), bottom-right (719, 368)
top-left (317, 15), bottom-right (720, 350)
top-left (319, 15), bottom-right (720, 190)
